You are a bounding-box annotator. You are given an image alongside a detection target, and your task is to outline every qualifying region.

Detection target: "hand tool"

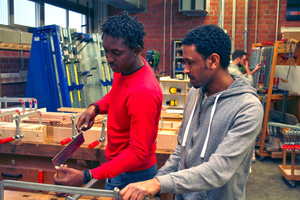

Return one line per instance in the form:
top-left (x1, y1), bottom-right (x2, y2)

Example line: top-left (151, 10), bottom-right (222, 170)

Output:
top-left (88, 117), bottom-right (107, 149)
top-left (281, 39), bottom-right (299, 83)
top-left (52, 130), bottom-right (85, 179)
top-left (0, 134), bottom-right (24, 144)
top-left (280, 39), bottom-right (288, 63)
top-left (89, 117), bottom-right (107, 149)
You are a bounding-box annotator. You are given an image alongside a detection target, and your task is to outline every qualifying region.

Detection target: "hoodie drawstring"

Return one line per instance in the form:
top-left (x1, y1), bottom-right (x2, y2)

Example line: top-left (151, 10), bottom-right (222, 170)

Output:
top-left (200, 93), bottom-right (222, 158)
top-left (182, 92), bottom-right (199, 147)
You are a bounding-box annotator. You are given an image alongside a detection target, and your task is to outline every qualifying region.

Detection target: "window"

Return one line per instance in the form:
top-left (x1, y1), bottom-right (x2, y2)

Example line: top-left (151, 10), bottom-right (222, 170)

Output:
top-left (69, 10), bottom-right (86, 33)
top-left (44, 3), bottom-right (66, 27)
top-left (0, 0), bottom-right (9, 25)
top-left (14, 0), bottom-right (36, 27)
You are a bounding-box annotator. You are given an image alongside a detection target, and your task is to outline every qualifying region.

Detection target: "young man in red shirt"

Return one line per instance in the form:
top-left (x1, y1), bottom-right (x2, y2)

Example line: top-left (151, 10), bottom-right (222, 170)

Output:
top-left (54, 11), bottom-right (163, 190)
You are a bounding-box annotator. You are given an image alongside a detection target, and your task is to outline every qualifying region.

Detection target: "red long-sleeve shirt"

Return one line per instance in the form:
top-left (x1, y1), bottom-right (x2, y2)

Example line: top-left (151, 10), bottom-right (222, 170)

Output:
top-left (90, 57), bottom-right (163, 180)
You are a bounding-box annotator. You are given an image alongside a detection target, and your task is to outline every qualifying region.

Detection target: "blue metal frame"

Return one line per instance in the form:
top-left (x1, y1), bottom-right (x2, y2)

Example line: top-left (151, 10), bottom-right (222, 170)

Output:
top-left (25, 25), bottom-right (71, 112)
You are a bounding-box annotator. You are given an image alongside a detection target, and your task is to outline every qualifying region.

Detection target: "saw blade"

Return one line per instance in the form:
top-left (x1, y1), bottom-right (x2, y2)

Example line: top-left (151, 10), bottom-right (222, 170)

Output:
top-left (52, 132), bottom-right (85, 167)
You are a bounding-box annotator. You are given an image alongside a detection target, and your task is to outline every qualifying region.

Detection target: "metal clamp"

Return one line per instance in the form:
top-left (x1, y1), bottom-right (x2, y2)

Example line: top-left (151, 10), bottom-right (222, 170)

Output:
top-left (71, 113), bottom-right (83, 136)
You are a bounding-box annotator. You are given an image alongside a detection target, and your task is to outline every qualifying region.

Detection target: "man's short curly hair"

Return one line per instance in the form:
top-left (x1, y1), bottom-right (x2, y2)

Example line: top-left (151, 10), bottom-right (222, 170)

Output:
top-left (232, 49), bottom-right (246, 61)
top-left (101, 11), bottom-right (147, 49)
top-left (182, 25), bottom-right (231, 69)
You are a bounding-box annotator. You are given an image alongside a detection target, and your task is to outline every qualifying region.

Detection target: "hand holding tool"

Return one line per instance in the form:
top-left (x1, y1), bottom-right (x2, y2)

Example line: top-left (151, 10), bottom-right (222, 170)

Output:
top-left (52, 131), bottom-right (85, 179)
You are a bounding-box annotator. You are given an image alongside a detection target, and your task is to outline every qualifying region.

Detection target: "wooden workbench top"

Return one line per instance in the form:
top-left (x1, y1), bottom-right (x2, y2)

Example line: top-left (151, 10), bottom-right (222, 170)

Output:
top-left (4, 190), bottom-right (112, 200)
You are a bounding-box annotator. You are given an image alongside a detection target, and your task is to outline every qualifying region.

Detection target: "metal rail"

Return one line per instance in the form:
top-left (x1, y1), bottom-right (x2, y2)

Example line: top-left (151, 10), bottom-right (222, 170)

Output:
top-left (0, 97), bottom-right (38, 114)
top-left (0, 179), bottom-right (152, 200)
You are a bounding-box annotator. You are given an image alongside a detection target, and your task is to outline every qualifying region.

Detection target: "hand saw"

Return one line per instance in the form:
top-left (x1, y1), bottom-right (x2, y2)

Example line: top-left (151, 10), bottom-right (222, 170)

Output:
top-left (52, 131), bottom-right (85, 167)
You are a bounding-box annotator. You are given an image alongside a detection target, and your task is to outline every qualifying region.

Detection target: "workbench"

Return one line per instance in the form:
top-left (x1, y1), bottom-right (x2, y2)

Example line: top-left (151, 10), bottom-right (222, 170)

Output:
top-left (0, 139), bottom-right (173, 199)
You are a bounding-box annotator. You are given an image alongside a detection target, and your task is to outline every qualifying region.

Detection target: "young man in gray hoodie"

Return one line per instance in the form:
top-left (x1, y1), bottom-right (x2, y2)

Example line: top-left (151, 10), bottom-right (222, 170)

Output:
top-left (119, 25), bottom-right (264, 200)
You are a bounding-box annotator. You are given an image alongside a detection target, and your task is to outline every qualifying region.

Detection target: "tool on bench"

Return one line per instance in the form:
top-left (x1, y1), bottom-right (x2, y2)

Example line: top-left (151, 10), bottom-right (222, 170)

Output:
top-left (60, 113), bottom-right (82, 145)
top-left (52, 129), bottom-right (85, 178)
top-left (88, 117), bottom-right (107, 149)
top-left (281, 39), bottom-right (299, 83)
top-left (280, 39), bottom-right (289, 63)
top-left (0, 134), bottom-right (24, 144)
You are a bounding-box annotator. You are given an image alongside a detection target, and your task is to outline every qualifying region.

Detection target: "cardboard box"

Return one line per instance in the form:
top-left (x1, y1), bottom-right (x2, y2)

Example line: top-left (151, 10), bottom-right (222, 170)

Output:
top-left (281, 26), bottom-right (300, 40)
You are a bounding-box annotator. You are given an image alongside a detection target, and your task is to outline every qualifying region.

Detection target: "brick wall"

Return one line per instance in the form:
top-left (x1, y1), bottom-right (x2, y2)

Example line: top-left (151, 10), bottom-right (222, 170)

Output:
top-left (0, 50), bottom-right (30, 100)
top-left (110, 0), bottom-right (300, 75)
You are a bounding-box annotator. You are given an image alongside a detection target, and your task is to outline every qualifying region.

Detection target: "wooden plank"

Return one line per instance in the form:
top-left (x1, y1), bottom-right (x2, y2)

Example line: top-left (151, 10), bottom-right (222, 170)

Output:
top-left (57, 107), bottom-right (86, 113)
top-left (53, 127), bottom-right (107, 146)
top-left (0, 42), bottom-right (31, 51)
top-left (0, 128), bottom-right (45, 143)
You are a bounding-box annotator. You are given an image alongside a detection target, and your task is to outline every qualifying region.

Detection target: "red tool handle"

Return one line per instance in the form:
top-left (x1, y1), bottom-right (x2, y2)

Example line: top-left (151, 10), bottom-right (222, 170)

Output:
top-left (0, 137), bottom-right (14, 144)
top-left (39, 170), bottom-right (44, 183)
top-left (60, 137), bottom-right (72, 145)
top-left (89, 140), bottom-right (100, 149)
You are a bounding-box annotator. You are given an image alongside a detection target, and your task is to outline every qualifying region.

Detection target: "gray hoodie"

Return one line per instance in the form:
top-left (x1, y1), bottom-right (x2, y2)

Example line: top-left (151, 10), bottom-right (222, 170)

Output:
top-left (156, 75), bottom-right (264, 200)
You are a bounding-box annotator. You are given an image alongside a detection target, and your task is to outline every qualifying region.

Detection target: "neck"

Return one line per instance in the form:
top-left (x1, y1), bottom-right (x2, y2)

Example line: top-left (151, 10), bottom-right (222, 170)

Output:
top-left (206, 69), bottom-right (234, 97)
top-left (231, 59), bottom-right (239, 66)
top-left (123, 55), bottom-right (144, 75)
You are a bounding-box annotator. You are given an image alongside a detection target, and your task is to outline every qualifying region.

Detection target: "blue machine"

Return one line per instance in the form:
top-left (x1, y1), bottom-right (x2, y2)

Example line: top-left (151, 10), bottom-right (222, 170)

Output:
top-left (25, 25), bottom-right (71, 112)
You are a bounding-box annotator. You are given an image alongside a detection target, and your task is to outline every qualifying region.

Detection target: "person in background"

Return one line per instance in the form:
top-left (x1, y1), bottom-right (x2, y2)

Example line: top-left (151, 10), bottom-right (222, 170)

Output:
top-left (54, 11), bottom-right (163, 191)
top-left (228, 49), bottom-right (262, 86)
top-left (119, 24), bottom-right (264, 200)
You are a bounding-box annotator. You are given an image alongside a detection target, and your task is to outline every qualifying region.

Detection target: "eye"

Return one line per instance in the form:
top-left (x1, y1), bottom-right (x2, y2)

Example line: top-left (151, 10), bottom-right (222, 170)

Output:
top-left (114, 52), bottom-right (121, 56)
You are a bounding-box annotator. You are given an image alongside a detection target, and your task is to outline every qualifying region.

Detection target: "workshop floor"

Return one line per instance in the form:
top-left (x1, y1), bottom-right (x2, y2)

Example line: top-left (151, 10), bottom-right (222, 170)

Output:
top-left (246, 154), bottom-right (300, 200)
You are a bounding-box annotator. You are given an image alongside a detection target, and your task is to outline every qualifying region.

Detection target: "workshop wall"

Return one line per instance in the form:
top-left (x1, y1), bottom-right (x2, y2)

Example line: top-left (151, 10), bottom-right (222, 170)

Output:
top-left (110, 0), bottom-right (300, 76)
top-left (0, 50), bottom-right (29, 97)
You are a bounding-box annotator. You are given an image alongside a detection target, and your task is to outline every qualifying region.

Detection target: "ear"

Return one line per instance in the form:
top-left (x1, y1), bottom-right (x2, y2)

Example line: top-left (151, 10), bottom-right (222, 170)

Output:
top-left (208, 53), bottom-right (220, 70)
top-left (133, 45), bottom-right (141, 56)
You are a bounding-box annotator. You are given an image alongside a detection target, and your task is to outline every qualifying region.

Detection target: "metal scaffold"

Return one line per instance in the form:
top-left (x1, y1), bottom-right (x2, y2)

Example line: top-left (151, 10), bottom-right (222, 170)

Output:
top-left (25, 25), bottom-right (112, 112)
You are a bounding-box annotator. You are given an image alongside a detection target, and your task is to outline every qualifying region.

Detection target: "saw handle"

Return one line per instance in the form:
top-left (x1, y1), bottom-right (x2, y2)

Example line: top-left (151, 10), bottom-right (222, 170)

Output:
top-left (60, 137), bottom-right (72, 145)
top-left (0, 137), bottom-right (14, 144)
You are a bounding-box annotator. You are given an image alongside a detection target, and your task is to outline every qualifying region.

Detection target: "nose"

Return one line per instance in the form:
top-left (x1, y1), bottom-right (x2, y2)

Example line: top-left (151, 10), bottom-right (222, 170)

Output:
top-left (106, 53), bottom-right (115, 64)
top-left (183, 66), bottom-right (190, 74)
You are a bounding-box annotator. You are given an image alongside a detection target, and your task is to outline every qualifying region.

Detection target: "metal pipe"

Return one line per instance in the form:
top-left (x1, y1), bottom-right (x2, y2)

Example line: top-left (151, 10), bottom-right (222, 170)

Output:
top-left (244, 0), bottom-right (249, 53)
top-left (170, 0), bottom-right (173, 77)
top-left (218, 0), bottom-right (225, 29)
top-left (267, 122), bottom-right (300, 131)
top-left (254, 0), bottom-right (258, 43)
top-left (13, 28), bottom-right (24, 70)
top-left (163, 0), bottom-right (166, 76)
top-left (275, 0), bottom-right (280, 41)
top-left (0, 180), bottom-right (114, 200)
top-left (231, 0), bottom-right (236, 53)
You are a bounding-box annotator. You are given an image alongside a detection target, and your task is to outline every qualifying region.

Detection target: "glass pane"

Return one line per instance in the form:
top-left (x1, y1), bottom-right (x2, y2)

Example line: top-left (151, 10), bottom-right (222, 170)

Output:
top-left (69, 10), bottom-right (86, 34)
top-left (0, 0), bottom-right (9, 25)
top-left (45, 3), bottom-right (66, 27)
top-left (14, 0), bottom-right (36, 27)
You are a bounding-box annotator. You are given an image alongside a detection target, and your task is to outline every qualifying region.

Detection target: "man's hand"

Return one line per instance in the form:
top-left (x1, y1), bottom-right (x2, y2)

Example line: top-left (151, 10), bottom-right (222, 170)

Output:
top-left (243, 60), bottom-right (251, 75)
top-left (119, 178), bottom-right (161, 200)
top-left (76, 105), bottom-right (97, 131)
top-left (250, 63), bottom-right (262, 76)
top-left (53, 165), bottom-right (85, 189)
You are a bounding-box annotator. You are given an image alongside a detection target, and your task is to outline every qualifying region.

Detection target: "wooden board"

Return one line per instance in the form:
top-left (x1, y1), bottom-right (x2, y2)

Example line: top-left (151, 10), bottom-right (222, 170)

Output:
top-left (53, 127), bottom-right (107, 146)
top-left (156, 130), bottom-right (178, 150)
top-left (57, 107), bottom-right (86, 113)
top-left (0, 122), bottom-right (47, 143)
top-left (3, 190), bottom-right (112, 200)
